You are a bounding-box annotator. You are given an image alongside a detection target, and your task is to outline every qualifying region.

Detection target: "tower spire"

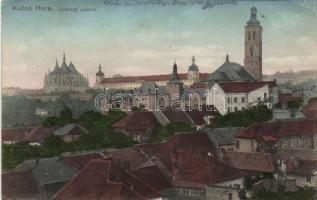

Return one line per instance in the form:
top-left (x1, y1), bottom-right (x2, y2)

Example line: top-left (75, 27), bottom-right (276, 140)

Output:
top-left (226, 53), bottom-right (229, 63)
top-left (192, 56), bottom-right (195, 64)
top-left (63, 52), bottom-right (66, 63)
top-left (251, 6), bottom-right (257, 19)
top-left (171, 60), bottom-right (178, 80)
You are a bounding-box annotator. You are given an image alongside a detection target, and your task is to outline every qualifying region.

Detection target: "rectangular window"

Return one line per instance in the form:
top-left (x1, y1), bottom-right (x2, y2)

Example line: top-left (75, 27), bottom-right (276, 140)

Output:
top-left (234, 97), bottom-right (238, 103)
top-left (227, 97), bottom-right (230, 103)
top-left (228, 193), bottom-right (233, 200)
top-left (306, 176), bottom-right (311, 183)
top-left (264, 93), bottom-right (267, 100)
top-left (234, 107), bottom-right (238, 112)
top-left (253, 31), bottom-right (256, 40)
top-left (236, 140), bottom-right (240, 149)
top-left (241, 97), bottom-right (245, 103)
top-left (248, 32), bottom-right (251, 40)
top-left (242, 107), bottom-right (245, 111)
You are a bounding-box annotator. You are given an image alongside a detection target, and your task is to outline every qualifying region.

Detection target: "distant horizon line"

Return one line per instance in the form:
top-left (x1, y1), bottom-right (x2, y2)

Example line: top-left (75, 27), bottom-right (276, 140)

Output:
top-left (3, 68), bottom-right (317, 90)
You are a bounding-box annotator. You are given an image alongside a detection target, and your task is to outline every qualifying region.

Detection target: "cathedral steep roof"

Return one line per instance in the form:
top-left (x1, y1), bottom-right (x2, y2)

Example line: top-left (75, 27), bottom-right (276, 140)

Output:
top-left (68, 61), bottom-right (80, 74)
top-left (206, 58), bottom-right (255, 82)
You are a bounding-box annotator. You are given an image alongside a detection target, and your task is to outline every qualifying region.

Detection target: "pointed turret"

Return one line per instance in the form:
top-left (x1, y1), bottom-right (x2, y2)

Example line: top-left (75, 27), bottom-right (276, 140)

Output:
top-left (226, 54), bottom-right (230, 63)
top-left (171, 61), bottom-right (178, 81)
top-left (96, 64), bottom-right (105, 84)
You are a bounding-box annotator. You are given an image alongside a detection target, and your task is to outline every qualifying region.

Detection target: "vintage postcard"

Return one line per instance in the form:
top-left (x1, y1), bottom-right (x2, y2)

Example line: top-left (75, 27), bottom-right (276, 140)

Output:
top-left (1, 0), bottom-right (317, 199)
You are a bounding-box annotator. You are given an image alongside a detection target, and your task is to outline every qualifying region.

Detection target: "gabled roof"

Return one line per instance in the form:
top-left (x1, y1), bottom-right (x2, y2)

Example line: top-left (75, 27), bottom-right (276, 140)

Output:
top-left (54, 159), bottom-right (160, 200)
top-left (236, 120), bottom-right (317, 140)
top-left (136, 132), bottom-right (216, 156)
top-left (173, 152), bottom-right (243, 186)
top-left (2, 127), bottom-right (34, 142)
top-left (162, 110), bottom-right (194, 125)
top-left (62, 152), bottom-right (104, 171)
top-left (55, 124), bottom-right (88, 136)
top-left (131, 165), bottom-right (172, 192)
top-left (206, 61), bottom-right (255, 82)
top-left (2, 170), bottom-right (40, 199)
top-left (102, 147), bottom-right (148, 170)
top-left (112, 112), bottom-right (160, 132)
top-left (206, 127), bottom-right (242, 146)
top-left (185, 109), bottom-right (217, 126)
top-left (223, 151), bottom-right (276, 172)
top-left (289, 160), bottom-right (317, 176)
top-left (17, 157), bottom-right (77, 186)
top-left (2, 126), bottom-right (55, 143)
top-left (302, 100), bottom-right (317, 120)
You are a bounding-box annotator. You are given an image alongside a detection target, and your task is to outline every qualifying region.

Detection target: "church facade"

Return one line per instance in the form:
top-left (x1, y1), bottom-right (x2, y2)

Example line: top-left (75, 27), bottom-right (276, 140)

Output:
top-left (44, 54), bottom-right (89, 94)
top-left (94, 7), bottom-right (263, 91)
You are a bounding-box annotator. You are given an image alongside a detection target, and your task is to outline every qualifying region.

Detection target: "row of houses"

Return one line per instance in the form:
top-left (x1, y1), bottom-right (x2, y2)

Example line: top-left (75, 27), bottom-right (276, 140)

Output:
top-left (111, 108), bottom-right (216, 143)
top-left (3, 131), bottom-right (280, 200)
top-left (2, 124), bottom-right (87, 145)
top-left (6, 129), bottom-right (316, 200)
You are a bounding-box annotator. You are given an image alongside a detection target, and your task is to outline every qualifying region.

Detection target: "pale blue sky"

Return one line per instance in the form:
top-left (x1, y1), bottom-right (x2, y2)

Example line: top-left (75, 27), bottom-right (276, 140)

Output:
top-left (2, 0), bottom-right (317, 88)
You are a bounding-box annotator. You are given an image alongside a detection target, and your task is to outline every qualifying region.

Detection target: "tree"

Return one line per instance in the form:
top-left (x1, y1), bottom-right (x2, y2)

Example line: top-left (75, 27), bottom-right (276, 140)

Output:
top-left (251, 187), bottom-right (315, 200)
top-left (211, 105), bottom-right (272, 128)
top-left (288, 99), bottom-right (303, 109)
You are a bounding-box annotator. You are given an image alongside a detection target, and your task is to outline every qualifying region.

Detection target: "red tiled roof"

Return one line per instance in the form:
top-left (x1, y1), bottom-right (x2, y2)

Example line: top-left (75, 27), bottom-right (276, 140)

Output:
top-left (2, 127), bottom-right (55, 143)
top-left (136, 132), bottom-right (216, 156)
top-left (24, 127), bottom-right (55, 143)
top-left (256, 135), bottom-right (279, 142)
top-left (2, 170), bottom-right (40, 199)
top-left (112, 112), bottom-right (160, 132)
top-left (191, 82), bottom-right (208, 89)
top-left (2, 127), bottom-right (34, 142)
top-left (102, 147), bottom-right (148, 169)
top-left (223, 152), bottom-right (276, 172)
top-left (55, 159), bottom-right (157, 200)
top-left (218, 81), bottom-right (274, 93)
top-left (162, 110), bottom-right (193, 125)
top-left (235, 120), bottom-right (317, 140)
top-left (101, 73), bottom-right (209, 84)
top-left (63, 153), bottom-right (104, 171)
top-left (186, 110), bottom-right (215, 125)
top-left (289, 160), bottom-right (317, 176)
top-left (131, 165), bottom-right (172, 192)
top-left (302, 101), bottom-right (317, 120)
top-left (173, 152), bottom-right (243, 185)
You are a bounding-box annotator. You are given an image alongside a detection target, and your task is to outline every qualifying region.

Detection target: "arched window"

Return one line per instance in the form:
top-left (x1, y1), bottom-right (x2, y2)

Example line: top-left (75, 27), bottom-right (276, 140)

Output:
top-left (250, 46), bottom-right (254, 57)
top-left (253, 31), bottom-right (256, 40)
top-left (248, 31), bottom-right (251, 40)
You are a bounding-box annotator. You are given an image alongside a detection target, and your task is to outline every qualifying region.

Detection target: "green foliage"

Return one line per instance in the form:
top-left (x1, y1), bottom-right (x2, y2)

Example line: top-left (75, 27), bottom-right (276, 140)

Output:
top-left (149, 123), bottom-right (195, 143)
top-left (2, 109), bottom-right (133, 171)
top-left (287, 99), bottom-right (303, 109)
top-left (2, 143), bottom-right (39, 170)
top-left (251, 187), bottom-right (316, 200)
top-left (211, 105), bottom-right (272, 128)
top-left (43, 107), bottom-right (75, 127)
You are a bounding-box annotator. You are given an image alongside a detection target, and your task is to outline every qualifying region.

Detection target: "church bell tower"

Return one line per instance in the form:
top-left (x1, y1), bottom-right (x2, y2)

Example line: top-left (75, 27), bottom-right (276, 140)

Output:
top-left (244, 7), bottom-right (262, 81)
